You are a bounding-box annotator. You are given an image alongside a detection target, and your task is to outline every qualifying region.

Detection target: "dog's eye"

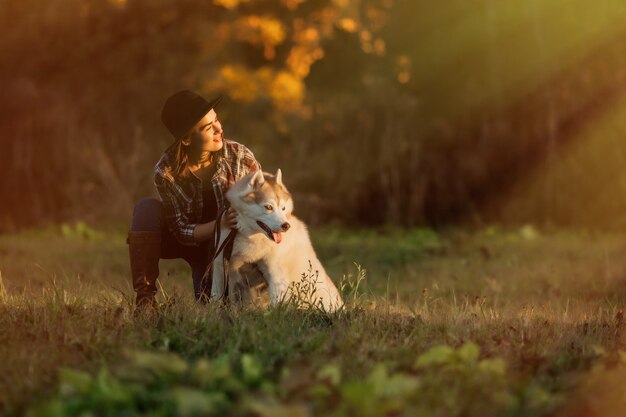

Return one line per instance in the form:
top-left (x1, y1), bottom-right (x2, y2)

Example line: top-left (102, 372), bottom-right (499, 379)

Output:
top-left (265, 204), bottom-right (273, 211)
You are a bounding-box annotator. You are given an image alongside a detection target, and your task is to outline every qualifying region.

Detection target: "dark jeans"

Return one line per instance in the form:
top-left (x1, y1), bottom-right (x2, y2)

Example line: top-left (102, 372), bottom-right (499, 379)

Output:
top-left (130, 197), bottom-right (211, 300)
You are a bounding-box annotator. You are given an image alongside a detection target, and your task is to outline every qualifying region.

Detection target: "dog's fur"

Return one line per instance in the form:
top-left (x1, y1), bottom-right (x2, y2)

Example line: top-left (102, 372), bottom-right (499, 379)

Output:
top-left (210, 169), bottom-right (343, 312)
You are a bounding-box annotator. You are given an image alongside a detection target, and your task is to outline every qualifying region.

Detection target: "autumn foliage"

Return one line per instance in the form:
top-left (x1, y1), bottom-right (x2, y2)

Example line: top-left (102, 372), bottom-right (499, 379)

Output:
top-left (2, 0), bottom-right (626, 230)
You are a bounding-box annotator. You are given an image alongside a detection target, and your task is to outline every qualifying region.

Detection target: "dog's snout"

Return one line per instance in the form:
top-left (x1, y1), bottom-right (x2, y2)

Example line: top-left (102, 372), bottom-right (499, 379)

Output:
top-left (281, 222), bottom-right (291, 231)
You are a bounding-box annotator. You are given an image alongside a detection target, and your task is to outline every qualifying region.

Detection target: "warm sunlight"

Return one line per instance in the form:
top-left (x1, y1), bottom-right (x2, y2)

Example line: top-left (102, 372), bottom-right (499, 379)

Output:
top-left (3, 1), bottom-right (626, 416)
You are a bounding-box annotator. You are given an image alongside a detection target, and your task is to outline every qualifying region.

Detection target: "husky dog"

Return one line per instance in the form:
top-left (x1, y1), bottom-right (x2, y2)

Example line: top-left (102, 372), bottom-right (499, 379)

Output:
top-left (210, 169), bottom-right (343, 312)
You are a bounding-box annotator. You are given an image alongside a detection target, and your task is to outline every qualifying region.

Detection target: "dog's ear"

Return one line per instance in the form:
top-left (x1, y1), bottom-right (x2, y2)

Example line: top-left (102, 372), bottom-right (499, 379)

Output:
top-left (248, 170), bottom-right (265, 190)
top-left (275, 169), bottom-right (283, 185)
top-left (242, 191), bottom-right (256, 202)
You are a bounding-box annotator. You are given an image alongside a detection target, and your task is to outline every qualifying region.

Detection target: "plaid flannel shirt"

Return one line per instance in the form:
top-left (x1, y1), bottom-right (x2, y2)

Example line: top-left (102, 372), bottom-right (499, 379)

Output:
top-left (154, 139), bottom-right (261, 246)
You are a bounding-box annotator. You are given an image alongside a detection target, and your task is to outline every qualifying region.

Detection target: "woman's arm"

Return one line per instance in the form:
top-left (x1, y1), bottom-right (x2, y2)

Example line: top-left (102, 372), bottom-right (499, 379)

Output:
top-left (154, 174), bottom-right (198, 245)
top-left (192, 220), bottom-right (216, 242)
top-left (192, 208), bottom-right (238, 242)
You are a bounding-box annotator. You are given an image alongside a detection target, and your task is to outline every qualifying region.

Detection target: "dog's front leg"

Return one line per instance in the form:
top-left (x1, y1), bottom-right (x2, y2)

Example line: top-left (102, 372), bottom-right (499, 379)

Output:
top-left (227, 258), bottom-right (245, 303)
top-left (210, 251), bottom-right (226, 301)
top-left (257, 261), bottom-right (290, 305)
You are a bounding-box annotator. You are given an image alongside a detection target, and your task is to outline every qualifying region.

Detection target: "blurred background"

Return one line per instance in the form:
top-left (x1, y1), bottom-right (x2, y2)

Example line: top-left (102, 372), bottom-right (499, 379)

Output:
top-left (2, 0), bottom-right (626, 232)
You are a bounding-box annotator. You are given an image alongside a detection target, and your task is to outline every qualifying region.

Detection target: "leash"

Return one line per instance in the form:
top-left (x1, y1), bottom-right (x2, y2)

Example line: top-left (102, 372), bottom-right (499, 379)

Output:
top-left (202, 207), bottom-right (237, 302)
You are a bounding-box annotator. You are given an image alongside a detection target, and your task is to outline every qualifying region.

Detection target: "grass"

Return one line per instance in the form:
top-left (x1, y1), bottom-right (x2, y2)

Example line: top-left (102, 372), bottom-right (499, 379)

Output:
top-left (1, 224), bottom-right (626, 416)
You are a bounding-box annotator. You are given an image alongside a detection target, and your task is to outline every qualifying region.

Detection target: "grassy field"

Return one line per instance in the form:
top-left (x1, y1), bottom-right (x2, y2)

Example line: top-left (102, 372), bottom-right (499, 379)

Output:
top-left (1, 224), bottom-right (626, 416)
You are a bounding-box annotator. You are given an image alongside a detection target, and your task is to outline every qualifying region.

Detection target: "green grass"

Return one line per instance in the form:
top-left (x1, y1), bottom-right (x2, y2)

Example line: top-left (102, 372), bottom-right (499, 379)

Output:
top-left (1, 224), bottom-right (626, 416)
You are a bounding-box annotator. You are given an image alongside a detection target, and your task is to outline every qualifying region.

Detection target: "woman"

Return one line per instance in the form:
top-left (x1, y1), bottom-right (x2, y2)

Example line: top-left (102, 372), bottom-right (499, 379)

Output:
top-left (127, 90), bottom-right (261, 311)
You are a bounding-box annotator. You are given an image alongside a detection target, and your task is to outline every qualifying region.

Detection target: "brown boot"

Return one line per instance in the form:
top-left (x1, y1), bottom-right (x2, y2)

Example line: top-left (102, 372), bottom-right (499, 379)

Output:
top-left (127, 231), bottom-right (161, 314)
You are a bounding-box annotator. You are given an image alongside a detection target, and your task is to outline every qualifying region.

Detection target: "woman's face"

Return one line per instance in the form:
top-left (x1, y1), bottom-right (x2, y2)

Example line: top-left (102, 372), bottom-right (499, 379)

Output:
top-left (184, 109), bottom-right (224, 154)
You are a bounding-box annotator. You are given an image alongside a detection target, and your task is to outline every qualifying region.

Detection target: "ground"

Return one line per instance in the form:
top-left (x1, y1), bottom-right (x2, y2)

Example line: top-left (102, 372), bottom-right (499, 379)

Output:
top-left (1, 224), bottom-right (626, 416)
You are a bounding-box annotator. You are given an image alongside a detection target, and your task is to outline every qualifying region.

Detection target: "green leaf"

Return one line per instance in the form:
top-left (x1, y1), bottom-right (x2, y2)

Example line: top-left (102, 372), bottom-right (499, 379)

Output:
top-left (128, 350), bottom-right (188, 378)
top-left (209, 355), bottom-right (244, 393)
top-left (211, 355), bottom-right (234, 380)
top-left (415, 345), bottom-right (455, 368)
top-left (308, 383), bottom-right (333, 400)
top-left (522, 383), bottom-right (559, 410)
top-left (58, 368), bottom-right (93, 396)
top-left (457, 342), bottom-right (480, 363)
top-left (241, 354), bottom-right (263, 386)
top-left (190, 358), bottom-right (212, 387)
top-left (95, 368), bottom-right (132, 404)
top-left (380, 373), bottom-right (420, 398)
top-left (316, 364), bottom-right (342, 386)
top-left (245, 398), bottom-right (311, 417)
top-left (478, 358), bottom-right (507, 376)
top-left (25, 399), bottom-right (66, 417)
top-left (171, 387), bottom-right (217, 417)
top-left (340, 380), bottom-right (377, 411)
top-left (366, 364), bottom-right (389, 394)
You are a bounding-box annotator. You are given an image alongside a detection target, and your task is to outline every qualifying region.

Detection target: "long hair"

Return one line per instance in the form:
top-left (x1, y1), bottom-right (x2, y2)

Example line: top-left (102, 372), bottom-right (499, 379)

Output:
top-left (164, 138), bottom-right (191, 179)
top-left (164, 137), bottom-right (221, 180)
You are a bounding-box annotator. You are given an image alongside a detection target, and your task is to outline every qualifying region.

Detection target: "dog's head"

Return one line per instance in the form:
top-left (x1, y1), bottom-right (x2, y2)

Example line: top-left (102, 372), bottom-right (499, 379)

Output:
top-left (226, 169), bottom-right (293, 243)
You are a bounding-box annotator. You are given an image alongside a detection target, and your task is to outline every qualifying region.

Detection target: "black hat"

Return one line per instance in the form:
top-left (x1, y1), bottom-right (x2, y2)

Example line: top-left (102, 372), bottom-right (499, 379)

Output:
top-left (161, 90), bottom-right (222, 140)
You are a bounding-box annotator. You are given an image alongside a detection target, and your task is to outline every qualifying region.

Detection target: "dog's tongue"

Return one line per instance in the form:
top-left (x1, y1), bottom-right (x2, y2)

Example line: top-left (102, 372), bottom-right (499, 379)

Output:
top-left (273, 232), bottom-right (282, 244)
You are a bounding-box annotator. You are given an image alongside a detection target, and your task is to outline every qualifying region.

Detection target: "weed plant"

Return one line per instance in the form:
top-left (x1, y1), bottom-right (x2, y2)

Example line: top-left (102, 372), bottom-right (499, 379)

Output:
top-left (1, 225), bottom-right (626, 416)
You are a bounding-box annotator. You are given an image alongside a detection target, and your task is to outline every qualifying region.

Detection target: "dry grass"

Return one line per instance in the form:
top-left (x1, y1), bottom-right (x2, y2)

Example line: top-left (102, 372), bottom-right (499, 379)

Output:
top-left (1, 224), bottom-right (626, 416)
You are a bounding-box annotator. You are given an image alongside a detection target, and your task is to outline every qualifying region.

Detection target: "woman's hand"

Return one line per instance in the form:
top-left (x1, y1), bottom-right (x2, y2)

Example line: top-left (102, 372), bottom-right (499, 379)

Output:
top-left (193, 208), bottom-right (238, 242)
top-left (223, 207), bottom-right (238, 230)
